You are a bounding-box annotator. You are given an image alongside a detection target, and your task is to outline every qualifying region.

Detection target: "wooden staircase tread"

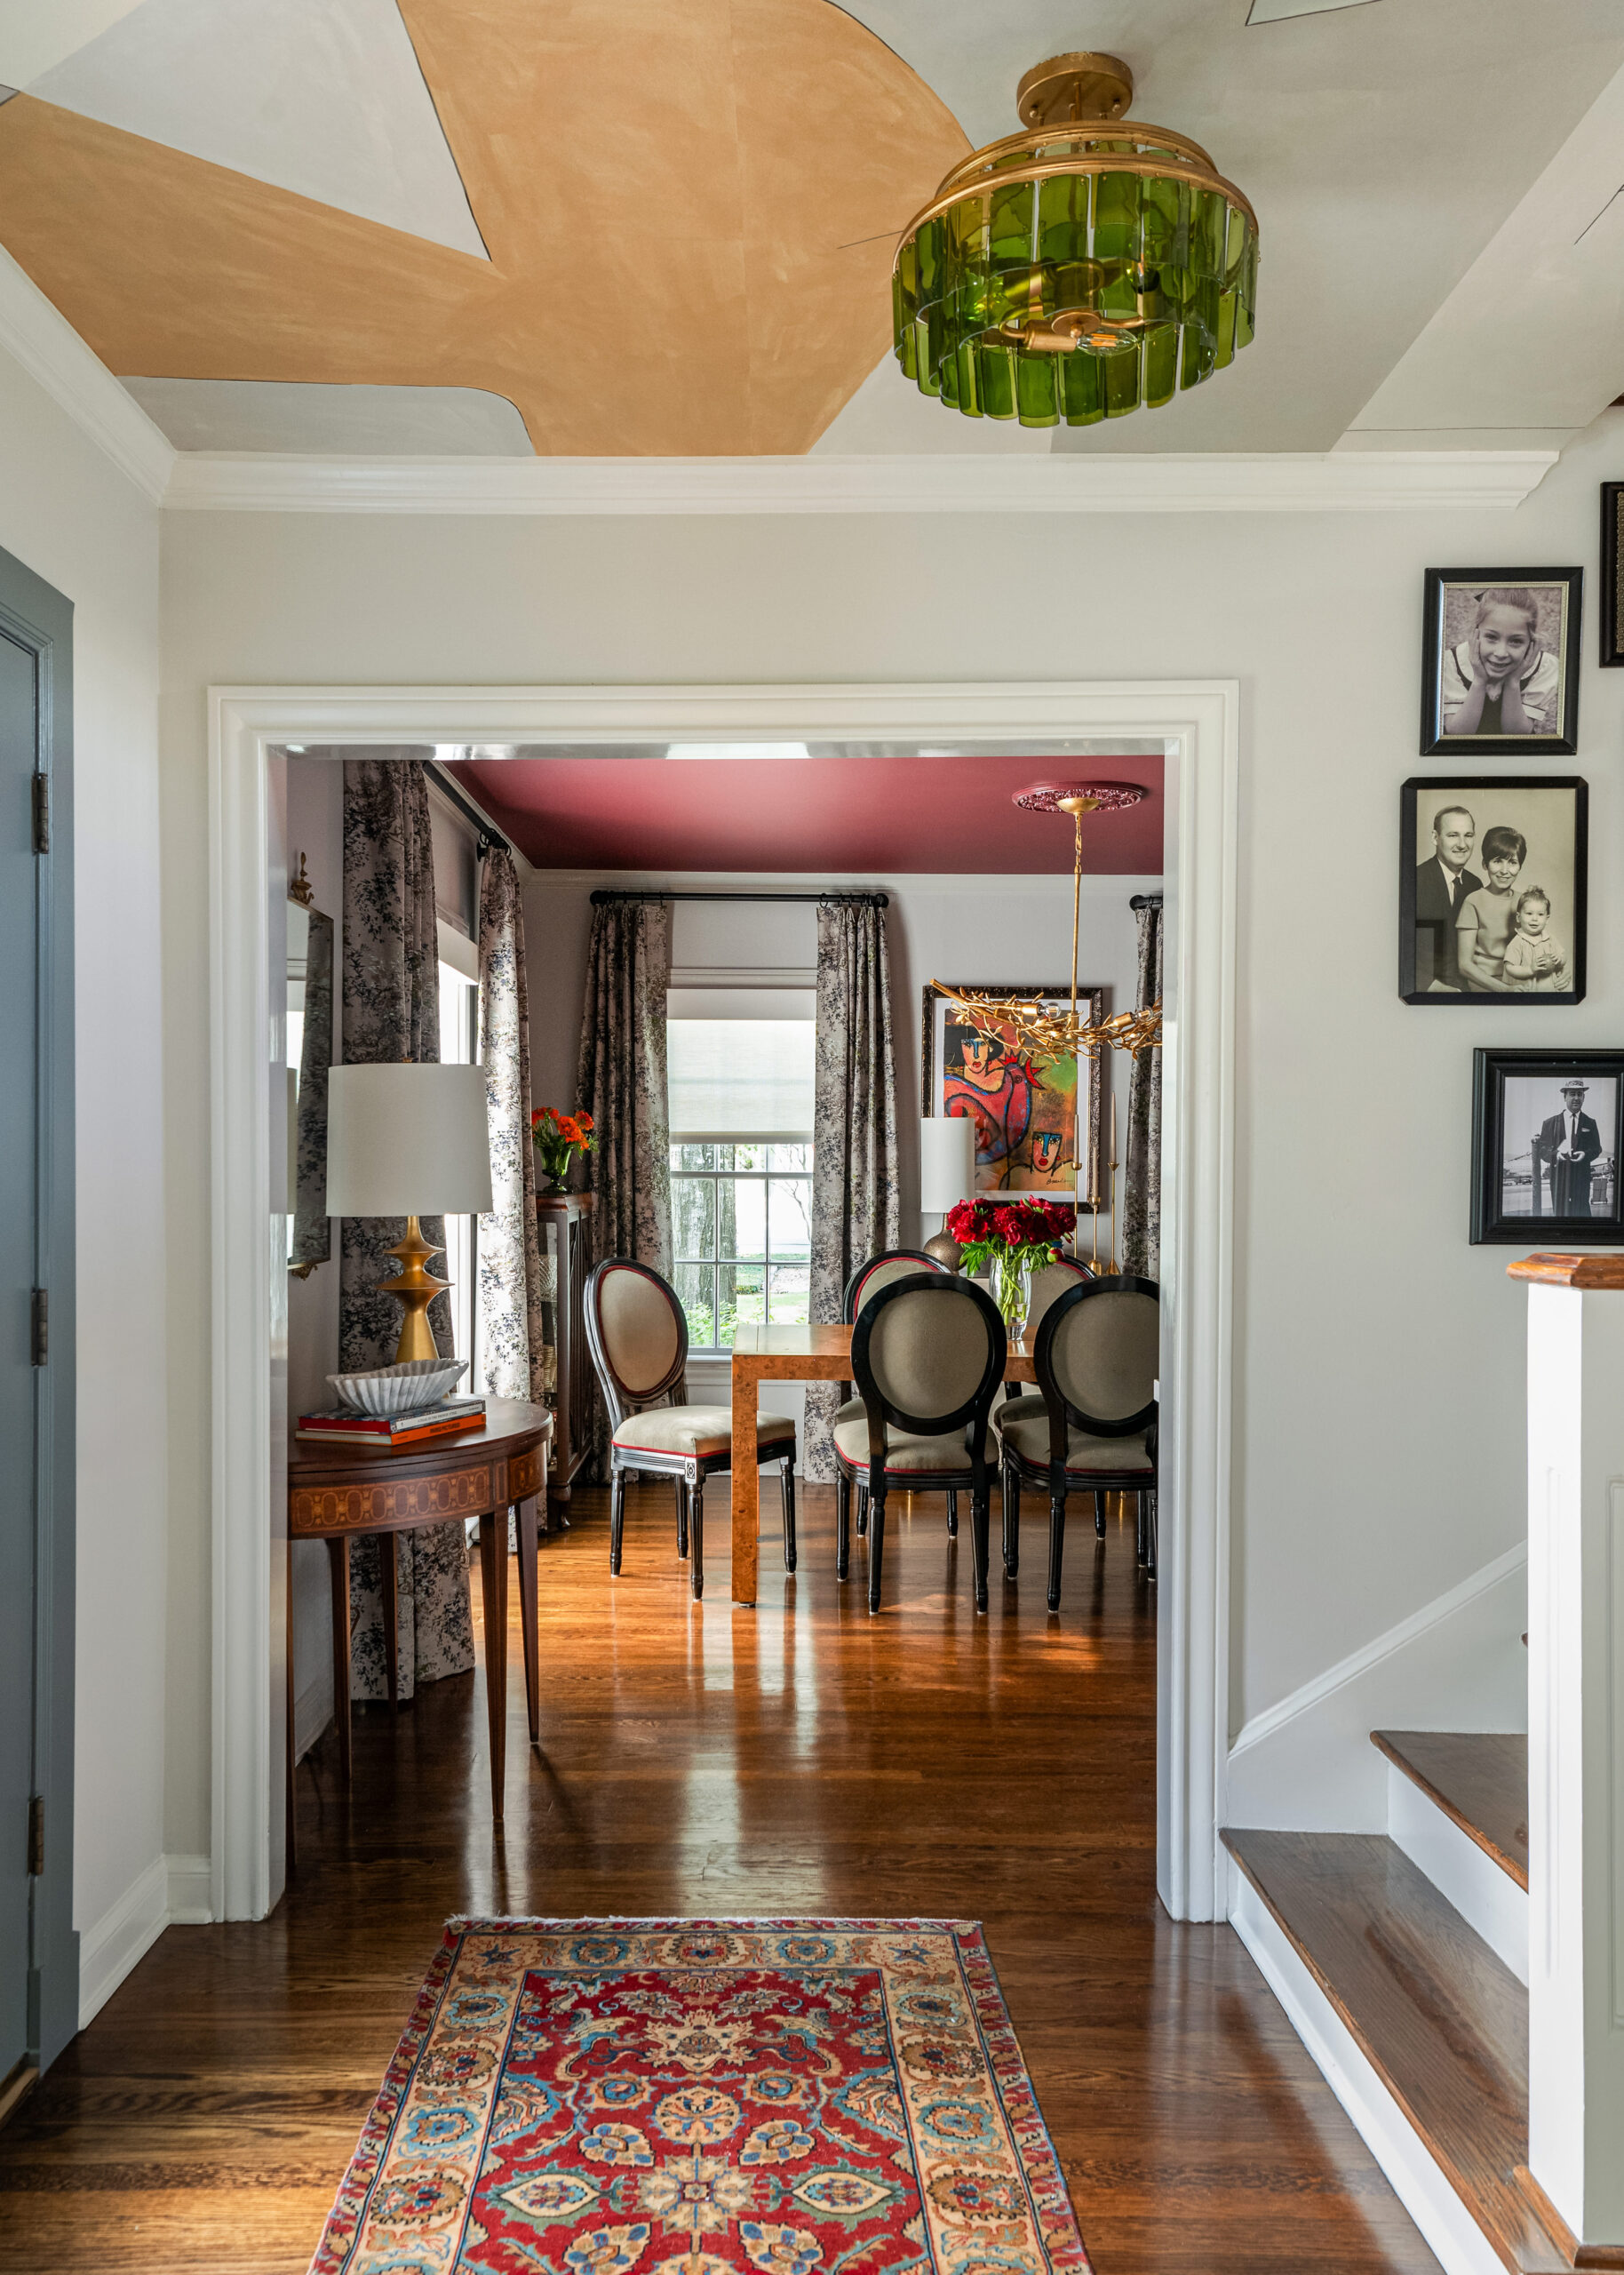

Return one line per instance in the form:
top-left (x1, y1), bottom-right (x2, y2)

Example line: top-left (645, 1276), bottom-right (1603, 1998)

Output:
top-left (1372, 1730), bottom-right (1529, 1889)
top-left (1224, 1828), bottom-right (1567, 2275)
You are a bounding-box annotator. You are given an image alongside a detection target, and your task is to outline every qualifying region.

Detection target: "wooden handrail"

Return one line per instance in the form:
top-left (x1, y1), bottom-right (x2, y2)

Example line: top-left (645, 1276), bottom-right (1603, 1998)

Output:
top-left (1507, 1251), bottom-right (1624, 1287)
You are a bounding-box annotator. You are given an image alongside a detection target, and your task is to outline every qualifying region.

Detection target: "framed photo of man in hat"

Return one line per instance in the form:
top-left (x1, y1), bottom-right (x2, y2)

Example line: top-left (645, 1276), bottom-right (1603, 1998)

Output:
top-left (1470, 1050), bottom-right (1624, 1242)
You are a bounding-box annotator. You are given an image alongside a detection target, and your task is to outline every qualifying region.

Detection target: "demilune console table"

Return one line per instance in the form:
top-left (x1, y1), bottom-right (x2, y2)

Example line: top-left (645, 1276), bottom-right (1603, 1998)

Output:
top-left (287, 1398), bottom-right (553, 1825)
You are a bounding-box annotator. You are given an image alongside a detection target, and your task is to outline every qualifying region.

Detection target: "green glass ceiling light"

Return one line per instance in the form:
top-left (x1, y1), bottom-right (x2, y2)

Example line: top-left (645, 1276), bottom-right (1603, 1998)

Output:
top-left (893, 51), bottom-right (1258, 427)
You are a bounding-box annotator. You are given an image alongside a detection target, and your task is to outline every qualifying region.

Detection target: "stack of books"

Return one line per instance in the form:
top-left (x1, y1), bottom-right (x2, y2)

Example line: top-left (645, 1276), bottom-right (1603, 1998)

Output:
top-left (296, 1397), bottom-right (487, 1448)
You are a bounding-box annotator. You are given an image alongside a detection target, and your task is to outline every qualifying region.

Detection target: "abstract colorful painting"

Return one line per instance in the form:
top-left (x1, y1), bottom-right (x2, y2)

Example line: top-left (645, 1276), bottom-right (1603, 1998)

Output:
top-left (922, 984), bottom-right (1103, 1201)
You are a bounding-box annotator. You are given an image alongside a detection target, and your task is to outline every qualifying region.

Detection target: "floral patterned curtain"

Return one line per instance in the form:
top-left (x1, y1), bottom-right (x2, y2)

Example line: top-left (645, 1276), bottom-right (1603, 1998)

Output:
top-left (338, 756), bottom-right (475, 1702)
top-left (1123, 898), bottom-right (1162, 1280)
top-left (804, 900), bottom-right (901, 1481)
top-left (576, 899), bottom-right (673, 1274)
top-left (477, 847), bottom-right (547, 1412)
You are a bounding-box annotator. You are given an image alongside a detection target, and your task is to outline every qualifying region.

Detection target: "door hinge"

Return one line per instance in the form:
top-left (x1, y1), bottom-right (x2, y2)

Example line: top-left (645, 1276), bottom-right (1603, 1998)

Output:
top-left (30, 1289), bottom-right (46, 1367)
top-left (31, 772), bottom-right (48, 855)
top-left (27, 1796), bottom-right (44, 1879)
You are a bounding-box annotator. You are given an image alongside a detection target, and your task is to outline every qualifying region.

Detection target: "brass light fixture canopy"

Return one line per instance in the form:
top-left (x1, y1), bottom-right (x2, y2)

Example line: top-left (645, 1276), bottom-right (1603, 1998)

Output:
top-left (1015, 51), bottom-right (1134, 128)
top-left (894, 46), bottom-right (1258, 427)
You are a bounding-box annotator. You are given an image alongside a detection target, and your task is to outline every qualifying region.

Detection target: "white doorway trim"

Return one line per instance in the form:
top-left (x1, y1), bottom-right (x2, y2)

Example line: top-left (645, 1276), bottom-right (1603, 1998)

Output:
top-left (208, 680), bottom-right (1238, 1924)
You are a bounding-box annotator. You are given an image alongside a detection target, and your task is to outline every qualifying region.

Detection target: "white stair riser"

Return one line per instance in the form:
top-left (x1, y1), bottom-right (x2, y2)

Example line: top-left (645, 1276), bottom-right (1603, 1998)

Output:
top-left (1386, 1764), bottom-right (1528, 1985)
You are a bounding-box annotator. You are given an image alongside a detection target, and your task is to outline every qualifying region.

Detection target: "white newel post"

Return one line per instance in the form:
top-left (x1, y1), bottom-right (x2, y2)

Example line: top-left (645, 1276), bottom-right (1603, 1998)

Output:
top-left (1516, 1253), bottom-right (1624, 2255)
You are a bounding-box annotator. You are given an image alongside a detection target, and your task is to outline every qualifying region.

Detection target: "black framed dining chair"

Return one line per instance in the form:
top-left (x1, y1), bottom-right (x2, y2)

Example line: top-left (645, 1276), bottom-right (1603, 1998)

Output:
top-left (835, 1249), bottom-right (954, 1547)
top-left (583, 1257), bottom-right (798, 1600)
top-left (998, 1274), bottom-right (1159, 1609)
top-left (834, 1273), bottom-right (1006, 1615)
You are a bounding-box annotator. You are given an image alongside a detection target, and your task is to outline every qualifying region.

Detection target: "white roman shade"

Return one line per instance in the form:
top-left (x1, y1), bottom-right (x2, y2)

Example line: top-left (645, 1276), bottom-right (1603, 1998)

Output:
top-left (666, 1015), bottom-right (815, 1138)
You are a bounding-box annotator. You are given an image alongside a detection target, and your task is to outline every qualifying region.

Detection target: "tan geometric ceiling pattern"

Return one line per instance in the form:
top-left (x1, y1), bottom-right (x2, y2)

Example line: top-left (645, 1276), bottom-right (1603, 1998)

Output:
top-left (0, 0), bottom-right (967, 455)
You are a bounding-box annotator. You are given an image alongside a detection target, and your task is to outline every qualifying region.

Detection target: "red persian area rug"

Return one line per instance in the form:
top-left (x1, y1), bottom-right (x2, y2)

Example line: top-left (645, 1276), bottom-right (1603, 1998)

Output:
top-left (307, 1916), bottom-right (1089, 2275)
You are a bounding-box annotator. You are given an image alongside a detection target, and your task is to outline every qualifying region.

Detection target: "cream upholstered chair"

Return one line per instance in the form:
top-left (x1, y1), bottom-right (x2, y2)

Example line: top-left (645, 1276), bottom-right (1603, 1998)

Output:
top-left (836, 1249), bottom-right (953, 1543)
top-left (584, 1258), bottom-right (797, 1600)
top-left (835, 1273), bottom-right (1006, 1616)
top-left (998, 1274), bottom-right (1159, 1608)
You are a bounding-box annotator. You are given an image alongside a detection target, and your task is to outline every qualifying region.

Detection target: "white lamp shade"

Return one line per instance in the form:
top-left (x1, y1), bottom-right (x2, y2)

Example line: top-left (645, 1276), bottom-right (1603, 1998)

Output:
top-left (326, 1064), bottom-right (494, 1217)
top-left (919, 1114), bottom-right (975, 1213)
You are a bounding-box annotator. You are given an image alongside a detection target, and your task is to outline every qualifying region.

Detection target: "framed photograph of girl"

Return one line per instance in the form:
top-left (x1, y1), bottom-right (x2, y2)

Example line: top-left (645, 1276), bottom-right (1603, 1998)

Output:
top-left (1400, 777), bottom-right (1587, 1006)
top-left (1470, 1050), bottom-right (1624, 1244)
top-left (1420, 566), bottom-right (1582, 755)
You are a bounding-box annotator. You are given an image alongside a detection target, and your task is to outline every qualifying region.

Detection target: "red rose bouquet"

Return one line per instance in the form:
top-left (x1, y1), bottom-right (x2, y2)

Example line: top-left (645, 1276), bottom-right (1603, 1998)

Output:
top-left (531, 1104), bottom-right (595, 1193)
top-left (944, 1194), bottom-right (1075, 1329)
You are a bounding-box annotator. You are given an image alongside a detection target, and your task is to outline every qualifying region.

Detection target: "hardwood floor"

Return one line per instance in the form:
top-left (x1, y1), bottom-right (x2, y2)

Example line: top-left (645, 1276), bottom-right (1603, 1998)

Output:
top-left (0, 1485), bottom-right (1438, 2274)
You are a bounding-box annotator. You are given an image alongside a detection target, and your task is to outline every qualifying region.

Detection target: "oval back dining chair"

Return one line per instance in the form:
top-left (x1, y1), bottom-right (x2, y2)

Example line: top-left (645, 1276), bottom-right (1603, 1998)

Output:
top-left (837, 1249), bottom-right (954, 1543)
top-left (835, 1273), bottom-right (1006, 1615)
top-left (584, 1257), bottom-right (798, 1600)
top-left (998, 1273), bottom-right (1159, 1609)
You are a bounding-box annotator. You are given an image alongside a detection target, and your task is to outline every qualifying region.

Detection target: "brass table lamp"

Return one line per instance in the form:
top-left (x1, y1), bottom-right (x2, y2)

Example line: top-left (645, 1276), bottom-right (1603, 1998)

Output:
top-left (325, 1064), bottom-right (494, 1362)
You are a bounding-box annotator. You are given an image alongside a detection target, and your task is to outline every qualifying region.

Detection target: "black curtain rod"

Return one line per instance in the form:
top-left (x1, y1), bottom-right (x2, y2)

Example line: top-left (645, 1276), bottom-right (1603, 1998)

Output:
top-left (590, 890), bottom-right (888, 907)
top-left (424, 759), bottom-right (517, 859)
top-left (1129, 893), bottom-right (1164, 910)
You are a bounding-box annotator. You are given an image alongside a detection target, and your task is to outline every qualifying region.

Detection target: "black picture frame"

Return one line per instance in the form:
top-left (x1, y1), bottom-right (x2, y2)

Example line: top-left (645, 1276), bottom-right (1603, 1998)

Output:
top-left (1470, 1049), bottom-right (1624, 1244)
top-left (1400, 776), bottom-right (1587, 1006)
top-left (1601, 484), bottom-right (1624, 667)
top-left (1420, 566), bottom-right (1582, 754)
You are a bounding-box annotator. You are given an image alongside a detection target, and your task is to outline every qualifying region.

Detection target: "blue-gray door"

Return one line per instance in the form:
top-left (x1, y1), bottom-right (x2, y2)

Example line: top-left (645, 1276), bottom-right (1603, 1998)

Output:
top-left (0, 618), bottom-right (38, 2082)
top-left (0, 539), bottom-right (75, 2085)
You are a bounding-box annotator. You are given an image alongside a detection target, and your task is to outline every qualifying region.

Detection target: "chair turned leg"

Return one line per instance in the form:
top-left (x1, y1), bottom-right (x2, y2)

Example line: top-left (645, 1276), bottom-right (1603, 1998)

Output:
top-left (971, 1488), bottom-right (991, 1615)
top-left (945, 1489), bottom-right (959, 1539)
top-left (836, 1471), bottom-right (851, 1580)
top-left (1095, 1489), bottom-right (1107, 1539)
top-left (1048, 1482), bottom-right (1068, 1613)
top-left (675, 1476), bottom-right (689, 1559)
top-left (689, 1473), bottom-right (705, 1600)
top-left (856, 1483), bottom-right (868, 1539)
top-left (780, 1457), bottom-right (797, 1573)
top-left (609, 1468), bottom-right (626, 1576)
top-left (1002, 1461), bottom-right (1021, 1577)
top-left (867, 1489), bottom-right (887, 1615)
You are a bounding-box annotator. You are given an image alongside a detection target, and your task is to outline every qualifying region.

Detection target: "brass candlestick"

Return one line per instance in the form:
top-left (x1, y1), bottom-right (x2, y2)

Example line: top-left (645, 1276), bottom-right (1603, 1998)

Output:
top-left (378, 1214), bottom-right (450, 1361)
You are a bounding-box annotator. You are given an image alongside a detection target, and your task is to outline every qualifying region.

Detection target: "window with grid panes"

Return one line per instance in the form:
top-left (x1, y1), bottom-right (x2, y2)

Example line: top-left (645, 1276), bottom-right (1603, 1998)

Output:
top-left (667, 1010), bottom-right (815, 1352)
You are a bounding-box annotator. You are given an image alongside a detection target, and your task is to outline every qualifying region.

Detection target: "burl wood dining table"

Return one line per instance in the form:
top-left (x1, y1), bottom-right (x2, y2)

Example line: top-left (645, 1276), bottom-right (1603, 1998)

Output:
top-left (728, 1321), bottom-right (1036, 1606)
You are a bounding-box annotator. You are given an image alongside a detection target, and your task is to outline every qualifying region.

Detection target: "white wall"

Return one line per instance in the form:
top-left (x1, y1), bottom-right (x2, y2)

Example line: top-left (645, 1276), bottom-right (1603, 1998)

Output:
top-left (0, 340), bottom-right (170, 2005)
top-left (156, 418), bottom-right (1624, 1865)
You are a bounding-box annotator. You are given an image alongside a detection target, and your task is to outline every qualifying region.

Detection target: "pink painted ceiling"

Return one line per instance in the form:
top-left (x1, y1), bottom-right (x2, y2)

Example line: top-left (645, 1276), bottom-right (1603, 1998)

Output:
top-left (447, 754), bottom-right (1165, 874)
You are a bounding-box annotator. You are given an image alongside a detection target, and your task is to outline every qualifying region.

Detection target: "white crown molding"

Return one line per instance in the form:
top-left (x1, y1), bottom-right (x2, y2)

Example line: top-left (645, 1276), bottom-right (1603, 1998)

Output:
top-left (0, 245), bottom-right (175, 504)
top-left (163, 447), bottom-right (1559, 516)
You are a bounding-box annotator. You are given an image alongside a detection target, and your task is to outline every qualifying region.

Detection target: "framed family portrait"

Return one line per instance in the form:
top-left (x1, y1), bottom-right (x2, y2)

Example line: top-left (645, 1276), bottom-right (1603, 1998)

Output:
top-left (1400, 777), bottom-right (1587, 1006)
top-left (1470, 1050), bottom-right (1624, 1244)
top-left (1420, 566), bottom-right (1582, 754)
top-left (1601, 483), bottom-right (1624, 667)
top-left (921, 982), bottom-right (1103, 1201)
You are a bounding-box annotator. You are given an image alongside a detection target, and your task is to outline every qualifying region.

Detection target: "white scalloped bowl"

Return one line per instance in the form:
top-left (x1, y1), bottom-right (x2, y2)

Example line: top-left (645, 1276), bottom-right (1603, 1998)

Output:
top-left (327, 1357), bottom-right (469, 1417)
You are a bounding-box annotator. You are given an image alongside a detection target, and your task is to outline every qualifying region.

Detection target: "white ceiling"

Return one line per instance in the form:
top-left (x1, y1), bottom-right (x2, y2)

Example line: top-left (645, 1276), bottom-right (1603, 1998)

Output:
top-left (4, 0), bottom-right (1624, 459)
top-left (21, 0), bottom-right (487, 258)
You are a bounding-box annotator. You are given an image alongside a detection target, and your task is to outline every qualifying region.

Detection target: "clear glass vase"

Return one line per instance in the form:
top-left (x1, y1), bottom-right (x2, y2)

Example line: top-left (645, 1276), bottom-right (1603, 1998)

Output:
top-left (991, 1251), bottom-right (1030, 1339)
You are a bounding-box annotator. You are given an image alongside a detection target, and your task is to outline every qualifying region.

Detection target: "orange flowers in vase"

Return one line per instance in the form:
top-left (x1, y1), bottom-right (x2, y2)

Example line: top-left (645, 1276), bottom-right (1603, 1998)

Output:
top-left (530, 1105), bottom-right (595, 1194)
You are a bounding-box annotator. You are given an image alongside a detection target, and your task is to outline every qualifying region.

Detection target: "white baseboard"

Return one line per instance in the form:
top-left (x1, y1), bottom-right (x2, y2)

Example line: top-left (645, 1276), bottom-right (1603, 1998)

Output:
top-left (1225, 1545), bottom-right (1527, 1832)
top-left (165, 1851), bottom-right (214, 1928)
top-left (1387, 1765), bottom-right (1527, 1985)
top-left (76, 1856), bottom-right (169, 2030)
top-left (1229, 1871), bottom-right (1503, 2275)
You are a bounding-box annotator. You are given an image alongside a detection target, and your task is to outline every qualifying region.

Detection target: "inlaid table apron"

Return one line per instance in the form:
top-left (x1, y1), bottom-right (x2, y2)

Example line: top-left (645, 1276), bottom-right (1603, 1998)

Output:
top-left (728, 1324), bottom-right (1036, 1606)
top-left (288, 1398), bottom-right (553, 1826)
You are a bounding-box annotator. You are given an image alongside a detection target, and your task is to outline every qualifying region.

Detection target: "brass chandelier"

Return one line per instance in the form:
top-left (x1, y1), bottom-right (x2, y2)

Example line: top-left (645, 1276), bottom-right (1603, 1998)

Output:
top-left (893, 49), bottom-right (1258, 427)
top-left (933, 783), bottom-right (1162, 1061)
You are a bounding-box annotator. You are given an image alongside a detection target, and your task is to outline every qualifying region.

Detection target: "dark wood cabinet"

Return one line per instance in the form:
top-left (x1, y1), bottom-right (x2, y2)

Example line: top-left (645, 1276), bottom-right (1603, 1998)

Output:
top-left (536, 1193), bottom-right (594, 1514)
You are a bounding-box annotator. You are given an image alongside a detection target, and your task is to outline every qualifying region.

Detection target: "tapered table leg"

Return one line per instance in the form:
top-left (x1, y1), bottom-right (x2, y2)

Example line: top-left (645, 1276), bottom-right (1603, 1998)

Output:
top-left (378, 1533), bottom-right (400, 1711)
top-left (515, 1496), bottom-right (540, 1745)
top-left (730, 1354), bottom-right (760, 1606)
top-left (476, 1509), bottom-right (509, 1823)
top-left (327, 1536), bottom-right (352, 1784)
